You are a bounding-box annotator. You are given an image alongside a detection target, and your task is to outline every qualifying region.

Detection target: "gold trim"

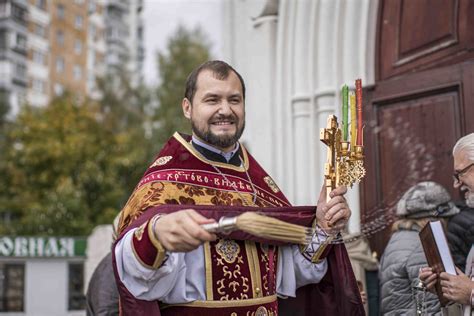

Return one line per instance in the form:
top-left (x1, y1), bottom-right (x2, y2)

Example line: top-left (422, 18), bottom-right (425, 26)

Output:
top-left (245, 241), bottom-right (262, 298)
top-left (311, 238), bottom-right (331, 263)
top-left (173, 132), bottom-right (250, 172)
top-left (204, 241), bottom-right (213, 300)
top-left (163, 294), bottom-right (277, 309)
top-left (147, 215), bottom-right (167, 268)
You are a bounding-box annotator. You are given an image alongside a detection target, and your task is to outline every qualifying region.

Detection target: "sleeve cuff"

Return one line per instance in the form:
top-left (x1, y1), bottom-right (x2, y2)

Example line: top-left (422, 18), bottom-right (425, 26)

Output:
top-left (300, 226), bottom-right (334, 263)
top-left (131, 214), bottom-right (167, 269)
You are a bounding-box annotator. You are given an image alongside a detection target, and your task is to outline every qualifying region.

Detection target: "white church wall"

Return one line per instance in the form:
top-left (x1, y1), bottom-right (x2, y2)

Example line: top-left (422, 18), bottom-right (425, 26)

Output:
top-left (223, 0), bottom-right (378, 234)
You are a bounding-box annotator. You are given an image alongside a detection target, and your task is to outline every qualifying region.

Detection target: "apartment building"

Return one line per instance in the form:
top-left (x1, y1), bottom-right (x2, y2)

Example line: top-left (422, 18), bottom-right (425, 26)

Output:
top-left (48, 0), bottom-right (88, 99)
top-left (0, 0), bottom-right (28, 116)
top-left (0, 0), bottom-right (144, 114)
top-left (104, 0), bottom-right (143, 86)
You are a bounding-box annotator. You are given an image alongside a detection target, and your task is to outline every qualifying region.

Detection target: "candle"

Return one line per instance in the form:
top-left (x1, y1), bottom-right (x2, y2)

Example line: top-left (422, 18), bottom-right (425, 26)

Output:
top-left (342, 85), bottom-right (349, 141)
top-left (355, 79), bottom-right (363, 145)
top-left (350, 91), bottom-right (356, 149)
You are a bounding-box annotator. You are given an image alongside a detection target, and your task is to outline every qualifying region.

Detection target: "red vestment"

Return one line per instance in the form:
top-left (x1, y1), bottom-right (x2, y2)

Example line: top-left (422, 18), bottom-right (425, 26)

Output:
top-left (113, 133), bottom-right (365, 315)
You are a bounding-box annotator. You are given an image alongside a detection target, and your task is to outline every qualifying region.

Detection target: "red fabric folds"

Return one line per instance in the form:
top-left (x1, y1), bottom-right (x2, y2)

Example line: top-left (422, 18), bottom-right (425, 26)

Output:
top-left (112, 204), bottom-right (365, 316)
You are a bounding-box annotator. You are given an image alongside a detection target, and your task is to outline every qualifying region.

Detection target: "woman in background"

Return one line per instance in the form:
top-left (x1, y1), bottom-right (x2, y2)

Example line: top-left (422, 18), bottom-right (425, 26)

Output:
top-left (379, 181), bottom-right (459, 315)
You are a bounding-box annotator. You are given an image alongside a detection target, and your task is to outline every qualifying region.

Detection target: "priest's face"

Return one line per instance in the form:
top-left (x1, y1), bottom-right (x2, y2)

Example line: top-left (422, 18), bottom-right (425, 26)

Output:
top-left (453, 149), bottom-right (474, 207)
top-left (183, 69), bottom-right (245, 152)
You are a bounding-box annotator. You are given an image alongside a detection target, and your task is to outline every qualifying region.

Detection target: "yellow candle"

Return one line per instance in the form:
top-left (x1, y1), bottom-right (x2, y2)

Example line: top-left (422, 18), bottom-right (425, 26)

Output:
top-left (350, 91), bottom-right (356, 150)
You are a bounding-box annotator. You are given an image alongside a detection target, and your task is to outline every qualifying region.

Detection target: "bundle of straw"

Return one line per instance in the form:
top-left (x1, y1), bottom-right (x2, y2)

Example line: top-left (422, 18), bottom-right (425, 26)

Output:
top-left (201, 212), bottom-right (314, 245)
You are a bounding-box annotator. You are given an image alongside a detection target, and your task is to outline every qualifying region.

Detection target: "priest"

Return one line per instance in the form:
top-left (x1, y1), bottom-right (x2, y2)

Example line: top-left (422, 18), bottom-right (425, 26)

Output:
top-left (113, 60), bottom-right (364, 315)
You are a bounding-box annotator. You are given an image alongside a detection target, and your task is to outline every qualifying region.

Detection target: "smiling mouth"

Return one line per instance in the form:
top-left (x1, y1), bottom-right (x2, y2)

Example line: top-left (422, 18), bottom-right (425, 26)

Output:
top-left (211, 121), bottom-right (235, 126)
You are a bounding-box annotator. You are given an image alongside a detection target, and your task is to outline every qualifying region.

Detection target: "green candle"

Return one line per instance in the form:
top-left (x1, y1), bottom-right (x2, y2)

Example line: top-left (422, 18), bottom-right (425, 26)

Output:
top-left (342, 85), bottom-right (349, 141)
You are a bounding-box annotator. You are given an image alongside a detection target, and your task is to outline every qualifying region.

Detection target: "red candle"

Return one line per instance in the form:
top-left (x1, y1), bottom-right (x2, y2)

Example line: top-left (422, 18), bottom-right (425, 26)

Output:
top-left (355, 79), bottom-right (363, 145)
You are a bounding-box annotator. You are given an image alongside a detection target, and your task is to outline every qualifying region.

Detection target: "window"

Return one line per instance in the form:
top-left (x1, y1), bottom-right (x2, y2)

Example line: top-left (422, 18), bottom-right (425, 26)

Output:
top-left (15, 63), bottom-right (26, 78)
top-left (56, 30), bottom-right (64, 46)
top-left (15, 33), bottom-right (27, 51)
top-left (55, 57), bottom-right (64, 73)
top-left (90, 24), bottom-right (96, 39)
top-left (57, 4), bottom-right (64, 19)
top-left (74, 39), bottom-right (82, 54)
top-left (32, 50), bottom-right (46, 65)
top-left (32, 78), bottom-right (45, 93)
top-left (36, 0), bottom-right (46, 10)
top-left (88, 1), bottom-right (96, 14)
top-left (68, 263), bottom-right (85, 310)
top-left (74, 15), bottom-right (83, 29)
top-left (73, 65), bottom-right (82, 80)
top-left (0, 263), bottom-right (25, 312)
top-left (137, 26), bottom-right (143, 40)
top-left (0, 1), bottom-right (7, 17)
top-left (0, 30), bottom-right (7, 49)
top-left (11, 4), bottom-right (27, 24)
top-left (54, 83), bottom-right (64, 96)
top-left (34, 23), bottom-right (47, 38)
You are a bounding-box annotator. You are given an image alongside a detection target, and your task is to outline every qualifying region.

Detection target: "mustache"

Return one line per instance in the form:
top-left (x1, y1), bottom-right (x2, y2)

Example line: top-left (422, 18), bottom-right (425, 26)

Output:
top-left (209, 114), bottom-right (237, 123)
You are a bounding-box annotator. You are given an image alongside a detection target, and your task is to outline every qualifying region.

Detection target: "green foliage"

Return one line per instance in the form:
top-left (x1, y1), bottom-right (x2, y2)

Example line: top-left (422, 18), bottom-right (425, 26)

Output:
top-left (154, 25), bottom-right (212, 146)
top-left (0, 84), bottom-right (152, 236)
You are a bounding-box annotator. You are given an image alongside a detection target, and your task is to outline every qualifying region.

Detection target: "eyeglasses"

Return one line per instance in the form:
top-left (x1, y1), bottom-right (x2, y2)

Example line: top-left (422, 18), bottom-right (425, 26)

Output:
top-left (453, 162), bottom-right (474, 183)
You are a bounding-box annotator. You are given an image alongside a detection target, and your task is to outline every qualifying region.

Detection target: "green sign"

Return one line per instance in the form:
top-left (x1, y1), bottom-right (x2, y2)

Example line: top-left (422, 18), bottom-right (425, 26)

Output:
top-left (0, 237), bottom-right (87, 257)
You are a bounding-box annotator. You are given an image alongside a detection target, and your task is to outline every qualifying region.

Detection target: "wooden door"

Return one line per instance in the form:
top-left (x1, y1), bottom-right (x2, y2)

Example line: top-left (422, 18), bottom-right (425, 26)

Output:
top-left (362, 0), bottom-right (474, 256)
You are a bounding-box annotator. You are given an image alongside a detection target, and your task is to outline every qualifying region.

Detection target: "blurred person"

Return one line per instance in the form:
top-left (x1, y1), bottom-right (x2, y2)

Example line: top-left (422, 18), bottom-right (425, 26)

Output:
top-left (86, 215), bottom-right (121, 316)
top-left (447, 134), bottom-right (474, 270)
top-left (112, 60), bottom-right (364, 315)
top-left (86, 252), bottom-right (119, 316)
top-left (420, 133), bottom-right (474, 315)
top-left (379, 181), bottom-right (459, 316)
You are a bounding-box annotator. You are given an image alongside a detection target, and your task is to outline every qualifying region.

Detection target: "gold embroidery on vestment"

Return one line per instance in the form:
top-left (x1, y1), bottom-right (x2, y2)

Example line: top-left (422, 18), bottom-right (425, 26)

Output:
top-left (263, 176), bottom-right (280, 193)
top-left (204, 242), bottom-right (214, 300)
top-left (233, 264), bottom-right (241, 278)
top-left (216, 239), bottom-right (240, 264)
top-left (217, 279), bottom-right (226, 295)
top-left (255, 306), bottom-right (269, 316)
top-left (163, 294), bottom-right (277, 308)
top-left (223, 266), bottom-right (233, 279)
top-left (150, 155), bottom-right (173, 168)
top-left (134, 222), bottom-right (146, 240)
top-left (242, 276), bottom-right (249, 293)
top-left (229, 280), bottom-right (239, 292)
top-left (245, 241), bottom-right (263, 298)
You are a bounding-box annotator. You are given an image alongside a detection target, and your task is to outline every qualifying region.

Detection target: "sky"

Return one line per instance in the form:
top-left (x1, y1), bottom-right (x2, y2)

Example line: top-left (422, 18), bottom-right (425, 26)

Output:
top-left (143, 0), bottom-right (224, 85)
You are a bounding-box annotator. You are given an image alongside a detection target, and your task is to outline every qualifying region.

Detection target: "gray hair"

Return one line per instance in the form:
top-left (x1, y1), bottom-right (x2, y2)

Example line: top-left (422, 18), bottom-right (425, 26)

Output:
top-left (453, 133), bottom-right (474, 162)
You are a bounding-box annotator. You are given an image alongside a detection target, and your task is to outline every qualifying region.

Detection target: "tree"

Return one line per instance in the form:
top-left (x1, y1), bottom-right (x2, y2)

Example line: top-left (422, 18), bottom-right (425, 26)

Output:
top-left (154, 25), bottom-right (212, 146)
top-left (0, 75), bottom-right (153, 236)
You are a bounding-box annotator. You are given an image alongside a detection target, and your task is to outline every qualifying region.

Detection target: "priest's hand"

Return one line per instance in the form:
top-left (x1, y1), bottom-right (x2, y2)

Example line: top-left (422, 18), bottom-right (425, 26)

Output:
top-left (440, 268), bottom-right (474, 305)
top-left (153, 209), bottom-right (217, 252)
top-left (316, 185), bottom-right (351, 234)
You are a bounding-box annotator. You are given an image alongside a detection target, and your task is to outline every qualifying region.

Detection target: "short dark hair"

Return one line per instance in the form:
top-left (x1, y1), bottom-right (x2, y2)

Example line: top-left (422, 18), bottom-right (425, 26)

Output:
top-left (184, 60), bottom-right (246, 103)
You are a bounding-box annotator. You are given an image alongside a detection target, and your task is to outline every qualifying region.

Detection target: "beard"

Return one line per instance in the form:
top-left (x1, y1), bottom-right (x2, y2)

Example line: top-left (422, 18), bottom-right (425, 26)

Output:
top-left (466, 191), bottom-right (474, 208)
top-left (461, 185), bottom-right (474, 208)
top-left (191, 114), bottom-right (245, 149)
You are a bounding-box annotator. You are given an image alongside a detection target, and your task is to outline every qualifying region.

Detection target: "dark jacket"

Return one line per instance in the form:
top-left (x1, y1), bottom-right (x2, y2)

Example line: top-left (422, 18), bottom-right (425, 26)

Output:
top-left (447, 204), bottom-right (474, 271)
